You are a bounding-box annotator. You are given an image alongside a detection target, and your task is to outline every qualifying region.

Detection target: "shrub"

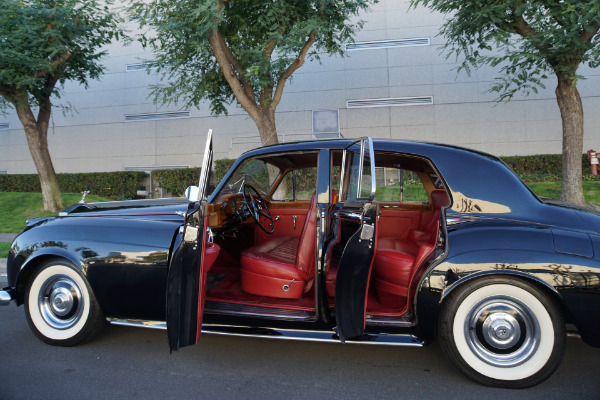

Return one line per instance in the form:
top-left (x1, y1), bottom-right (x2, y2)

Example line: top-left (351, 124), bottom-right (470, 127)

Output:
top-left (153, 159), bottom-right (237, 197)
top-left (152, 168), bottom-right (202, 197)
top-left (500, 154), bottom-right (588, 176)
top-left (0, 171), bottom-right (145, 200)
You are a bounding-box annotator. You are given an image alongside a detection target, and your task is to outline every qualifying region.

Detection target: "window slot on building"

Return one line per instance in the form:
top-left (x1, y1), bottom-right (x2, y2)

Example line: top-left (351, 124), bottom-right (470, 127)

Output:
top-left (346, 38), bottom-right (430, 51)
top-left (347, 96), bottom-right (433, 109)
top-left (124, 111), bottom-right (190, 122)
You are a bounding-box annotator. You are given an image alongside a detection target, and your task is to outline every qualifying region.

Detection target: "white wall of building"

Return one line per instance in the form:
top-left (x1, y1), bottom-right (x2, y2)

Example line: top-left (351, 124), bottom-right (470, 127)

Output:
top-left (1, 0), bottom-right (599, 174)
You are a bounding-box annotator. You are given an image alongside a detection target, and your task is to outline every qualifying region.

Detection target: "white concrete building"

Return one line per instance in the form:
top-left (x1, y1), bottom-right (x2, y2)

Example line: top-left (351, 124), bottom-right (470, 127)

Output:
top-left (1, 0), bottom-right (599, 175)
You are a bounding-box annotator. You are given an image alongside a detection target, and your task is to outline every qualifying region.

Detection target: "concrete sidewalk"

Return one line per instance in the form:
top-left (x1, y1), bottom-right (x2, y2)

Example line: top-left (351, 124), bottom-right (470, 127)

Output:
top-left (0, 233), bottom-right (17, 242)
top-left (0, 258), bottom-right (7, 285)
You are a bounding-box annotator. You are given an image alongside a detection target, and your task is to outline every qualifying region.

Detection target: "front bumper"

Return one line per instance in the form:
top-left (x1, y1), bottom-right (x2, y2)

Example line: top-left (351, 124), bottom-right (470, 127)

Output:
top-left (0, 288), bottom-right (14, 306)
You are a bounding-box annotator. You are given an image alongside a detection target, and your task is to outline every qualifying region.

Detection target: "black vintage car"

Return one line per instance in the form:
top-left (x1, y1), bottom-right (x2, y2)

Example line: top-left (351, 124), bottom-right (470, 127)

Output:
top-left (2, 133), bottom-right (599, 388)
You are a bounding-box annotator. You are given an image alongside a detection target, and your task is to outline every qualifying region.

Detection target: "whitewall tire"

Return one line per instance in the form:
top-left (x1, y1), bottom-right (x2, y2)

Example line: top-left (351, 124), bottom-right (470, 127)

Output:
top-left (438, 277), bottom-right (565, 388)
top-left (25, 259), bottom-right (104, 346)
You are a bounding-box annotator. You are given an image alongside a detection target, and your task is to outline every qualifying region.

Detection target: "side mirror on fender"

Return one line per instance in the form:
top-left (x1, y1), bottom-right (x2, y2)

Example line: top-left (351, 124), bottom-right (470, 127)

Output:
top-left (185, 186), bottom-right (200, 202)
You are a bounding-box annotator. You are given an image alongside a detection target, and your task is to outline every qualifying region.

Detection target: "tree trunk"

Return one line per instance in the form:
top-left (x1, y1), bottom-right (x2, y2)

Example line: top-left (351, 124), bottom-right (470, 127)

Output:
top-left (15, 106), bottom-right (64, 212)
top-left (555, 74), bottom-right (586, 206)
top-left (254, 109), bottom-right (279, 147)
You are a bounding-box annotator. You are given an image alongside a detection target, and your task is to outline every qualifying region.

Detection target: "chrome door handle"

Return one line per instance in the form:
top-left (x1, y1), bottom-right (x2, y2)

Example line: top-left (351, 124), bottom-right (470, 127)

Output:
top-left (293, 215), bottom-right (297, 229)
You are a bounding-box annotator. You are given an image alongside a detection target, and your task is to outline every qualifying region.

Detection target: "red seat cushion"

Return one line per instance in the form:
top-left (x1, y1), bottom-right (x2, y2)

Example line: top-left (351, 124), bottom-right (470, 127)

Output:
top-left (240, 236), bottom-right (303, 281)
top-left (373, 249), bottom-right (414, 288)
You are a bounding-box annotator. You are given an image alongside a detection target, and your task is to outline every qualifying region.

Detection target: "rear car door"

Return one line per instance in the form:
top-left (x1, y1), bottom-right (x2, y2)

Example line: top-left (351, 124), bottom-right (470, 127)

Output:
top-left (328, 138), bottom-right (378, 341)
top-left (166, 130), bottom-right (213, 351)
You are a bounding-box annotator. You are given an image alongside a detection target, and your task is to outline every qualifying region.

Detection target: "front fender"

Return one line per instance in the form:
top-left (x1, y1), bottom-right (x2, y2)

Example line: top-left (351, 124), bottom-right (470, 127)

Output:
top-left (7, 216), bottom-right (182, 321)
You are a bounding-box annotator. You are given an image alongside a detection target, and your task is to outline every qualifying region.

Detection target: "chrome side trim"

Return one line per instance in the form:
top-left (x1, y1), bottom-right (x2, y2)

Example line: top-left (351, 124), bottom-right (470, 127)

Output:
top-left (106, 319), bottom-right (424, 347)
top-left (201, 325), bottom-right (424, 347)
top-left (0, 290), bottom-right (13, 306)
top-left (108, 318), bottom-right (167, 330)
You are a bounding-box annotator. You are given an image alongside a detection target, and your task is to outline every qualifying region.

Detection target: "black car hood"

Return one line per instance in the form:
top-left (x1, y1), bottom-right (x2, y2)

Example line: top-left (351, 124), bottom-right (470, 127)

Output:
top-left (58, 198), bottom-right (190, 219)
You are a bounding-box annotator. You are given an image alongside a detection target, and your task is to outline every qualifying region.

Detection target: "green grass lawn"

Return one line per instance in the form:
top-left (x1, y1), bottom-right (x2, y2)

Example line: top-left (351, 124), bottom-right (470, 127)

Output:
top-left (0, 242), bottom-right (10, 258)
top-left (0, 192), bottom-right (110, 234)
top-left (526, 181), bottom-right (600, 205)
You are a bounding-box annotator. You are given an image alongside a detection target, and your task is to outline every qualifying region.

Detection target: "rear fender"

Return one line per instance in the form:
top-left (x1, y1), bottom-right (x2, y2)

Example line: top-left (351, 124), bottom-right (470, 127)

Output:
top-left (415, 248), bottom-right (595, 344)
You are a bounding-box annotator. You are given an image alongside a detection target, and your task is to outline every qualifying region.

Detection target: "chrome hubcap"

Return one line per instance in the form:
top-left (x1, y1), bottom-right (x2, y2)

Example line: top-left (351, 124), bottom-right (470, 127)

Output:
top-left (38, 275), bottom-right (84, 330)
top-left (464, 296), bottom-right (540, 367)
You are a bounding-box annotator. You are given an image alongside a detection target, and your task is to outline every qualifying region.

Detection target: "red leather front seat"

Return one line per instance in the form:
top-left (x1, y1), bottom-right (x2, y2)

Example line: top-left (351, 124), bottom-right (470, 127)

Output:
top-left (240, 192), bottom-right (317, 299)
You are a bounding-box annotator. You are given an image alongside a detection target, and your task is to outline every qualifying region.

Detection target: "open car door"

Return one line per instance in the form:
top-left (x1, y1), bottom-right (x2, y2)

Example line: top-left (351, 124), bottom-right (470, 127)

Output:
top-left (166, 129), bottom-right (213, 351)
top-left (331, 138), bottom-right (377, 342)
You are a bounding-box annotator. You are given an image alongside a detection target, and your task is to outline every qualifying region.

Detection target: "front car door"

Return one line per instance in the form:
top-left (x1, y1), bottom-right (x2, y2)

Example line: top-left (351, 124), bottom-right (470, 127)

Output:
top-left (166, 130), bottom-right (213, 351)
top-left (327, 138), bottom-right (378, 341)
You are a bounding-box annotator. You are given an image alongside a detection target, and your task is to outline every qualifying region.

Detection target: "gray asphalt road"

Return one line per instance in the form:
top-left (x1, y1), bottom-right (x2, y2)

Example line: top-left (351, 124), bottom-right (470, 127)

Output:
top-left (0, 301), bottom-right (599, 400)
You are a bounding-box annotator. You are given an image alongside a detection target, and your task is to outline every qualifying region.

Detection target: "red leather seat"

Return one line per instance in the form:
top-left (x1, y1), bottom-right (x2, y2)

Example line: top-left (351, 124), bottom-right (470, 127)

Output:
top-left (240, 192), bottom-right (317, 299)
top-left (373, 190), bottom-right (449, 308)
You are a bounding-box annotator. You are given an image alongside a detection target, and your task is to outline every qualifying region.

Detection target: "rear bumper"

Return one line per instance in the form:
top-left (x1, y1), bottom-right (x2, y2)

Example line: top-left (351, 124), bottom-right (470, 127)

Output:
top-left (0, 288), bottom-right (14, 306)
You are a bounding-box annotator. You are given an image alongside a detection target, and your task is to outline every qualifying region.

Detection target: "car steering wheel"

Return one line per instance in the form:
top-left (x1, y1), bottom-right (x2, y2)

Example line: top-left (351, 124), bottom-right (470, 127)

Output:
top-left (242, 184), bottom-right (274, 234)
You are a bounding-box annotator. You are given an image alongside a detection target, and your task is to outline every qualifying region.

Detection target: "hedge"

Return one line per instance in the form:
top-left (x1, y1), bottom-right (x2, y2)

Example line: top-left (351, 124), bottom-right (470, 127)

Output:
top-left (0, 171), bottom-right (145, 200)
top-left (153, 159), bottom-right (237, 197)
top-left (501, 154), bottom-right (596, 182)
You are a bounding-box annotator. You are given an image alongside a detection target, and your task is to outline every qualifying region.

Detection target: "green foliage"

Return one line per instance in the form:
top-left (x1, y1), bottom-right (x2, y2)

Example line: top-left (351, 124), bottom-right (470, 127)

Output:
top-left (214, 159), bottom-right (236, 182)
top-left (0, 192), bottom-right (110, 233)
top-left (153, 168), bottom-right (202, 197)
top-left (153, 159), bottom-right (236, 196)
top-left (0, 242), bottom-right (12, 258)
top-left (0, 0), bottom-right (123, 110)
top-left (411, 0), bottom-right (600, 100)
top-left (128, 0), bottom-right (377, 114)
top-left (0, 171), bottom-right (145, 200)
top-left (501, 154), bottom-right (583, 175)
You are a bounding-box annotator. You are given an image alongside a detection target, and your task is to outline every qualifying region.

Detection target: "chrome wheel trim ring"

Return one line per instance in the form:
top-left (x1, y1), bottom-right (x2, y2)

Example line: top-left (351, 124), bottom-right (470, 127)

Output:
top-left (38, 274), bottom-right (84, 330)
top-left (464, 295), bottom-right (540, 368)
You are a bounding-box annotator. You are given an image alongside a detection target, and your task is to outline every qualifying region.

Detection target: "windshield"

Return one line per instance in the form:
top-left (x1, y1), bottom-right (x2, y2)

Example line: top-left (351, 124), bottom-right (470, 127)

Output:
top-left (220, 158), bottom-right (279, 197)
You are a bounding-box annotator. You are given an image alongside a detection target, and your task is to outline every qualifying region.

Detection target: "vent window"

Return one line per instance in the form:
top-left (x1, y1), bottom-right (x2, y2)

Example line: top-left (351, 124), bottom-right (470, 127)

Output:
top-left (347, 96), bottom-right (433, 109)
top-left (346, 38), bottom-right (430, 51)
top-left (124, 112), bottom-right (190, 122)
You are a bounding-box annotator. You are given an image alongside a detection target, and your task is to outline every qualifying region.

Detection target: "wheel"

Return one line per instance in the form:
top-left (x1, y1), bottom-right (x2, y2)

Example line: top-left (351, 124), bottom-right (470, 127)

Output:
top-left (24, 259), bottom-right (104, 346)
top-left (242, 183), bottom-right (274, 234)
top-left (438, 277), bottom-right (565, 388)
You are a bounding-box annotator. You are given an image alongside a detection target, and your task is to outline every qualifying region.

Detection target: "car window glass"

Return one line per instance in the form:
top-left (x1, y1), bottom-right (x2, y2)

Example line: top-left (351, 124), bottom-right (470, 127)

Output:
top-left (374, 167), bottom-right (428, 202)
top-left (221, 159), bottom-right (276, 196)
top-left (272, 167), bottom-right (317, 201)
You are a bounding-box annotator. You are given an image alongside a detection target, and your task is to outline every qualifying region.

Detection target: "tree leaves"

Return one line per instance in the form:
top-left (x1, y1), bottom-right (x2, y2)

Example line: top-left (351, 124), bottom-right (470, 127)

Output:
top-left (127, 0), bottom-right (377, 115)
top-left (0, 0), bottom-right (123, 110)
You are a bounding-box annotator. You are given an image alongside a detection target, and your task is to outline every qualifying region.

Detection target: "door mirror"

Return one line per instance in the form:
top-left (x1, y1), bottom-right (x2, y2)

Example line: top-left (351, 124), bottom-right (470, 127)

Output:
top-left (185, 186), bottom-right (200, 202)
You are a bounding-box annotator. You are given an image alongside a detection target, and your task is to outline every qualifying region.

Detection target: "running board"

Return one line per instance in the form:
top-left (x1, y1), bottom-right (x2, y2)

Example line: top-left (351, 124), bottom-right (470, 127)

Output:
top-left (365, 314), bottom-right (413, 327)
top-left (107, 318), bottom-right (424, 347)
top-left (204, 301), bottom-right (315, 321)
